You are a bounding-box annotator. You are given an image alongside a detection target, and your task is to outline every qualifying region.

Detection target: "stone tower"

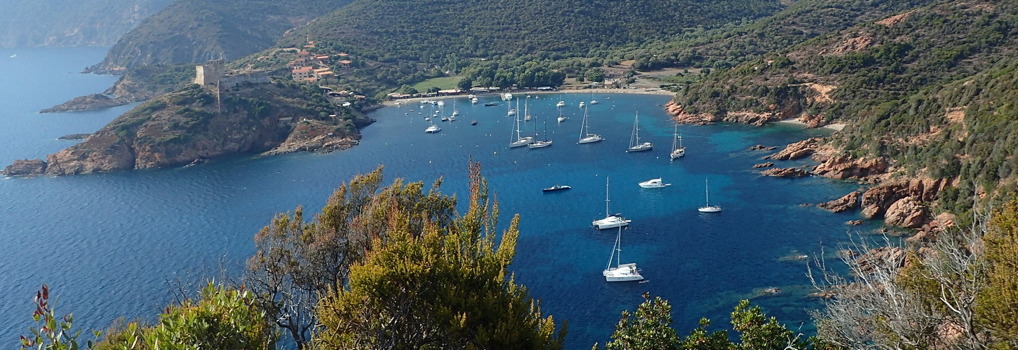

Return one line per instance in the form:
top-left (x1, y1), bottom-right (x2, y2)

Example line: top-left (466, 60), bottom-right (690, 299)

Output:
top-left (194, 59), bottom-right (225, 86)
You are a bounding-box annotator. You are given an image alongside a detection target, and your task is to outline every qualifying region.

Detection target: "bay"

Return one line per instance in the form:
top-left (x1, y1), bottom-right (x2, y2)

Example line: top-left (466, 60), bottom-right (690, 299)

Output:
top-left (0, 48), bottom-right (872, 348)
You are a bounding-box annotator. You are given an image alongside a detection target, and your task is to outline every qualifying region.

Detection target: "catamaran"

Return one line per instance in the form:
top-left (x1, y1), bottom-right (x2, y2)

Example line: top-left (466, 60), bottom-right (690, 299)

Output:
top-left (593, 177), bottom-right (631, 229)
top-left (603, 226), bottom-right (643, 282)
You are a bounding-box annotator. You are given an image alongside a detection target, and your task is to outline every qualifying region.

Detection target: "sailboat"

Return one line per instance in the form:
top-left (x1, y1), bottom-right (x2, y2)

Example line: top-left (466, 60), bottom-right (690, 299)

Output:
top-left (528, 118), bottom-right (553, 149)
top-left (698, 178), bottom-right (722, 213)
top-left (425, 104), bottom-right (441, 133)
top-left (524, 96), bottom-right (532, 122)
top-left (590, 92), bottom-right (599, 105)
top-left (627, 112), bottom-right (653, 152)
top-left (556, 100), bottom-right (566, 108)
top-left (577, 105), bottom-right (604, 144)
top-left (509, 99), bottom-right (533, 148)
top-left (603, 226), bottom-right (643, 282)
top-left (670, 125), bottom-right (685, 160)
top-left (593, 177), bottom-right (631, 229)
top-left (557, 106), bottom-right (567, 123)
top-left (451, 99), bottom-right (459, 120)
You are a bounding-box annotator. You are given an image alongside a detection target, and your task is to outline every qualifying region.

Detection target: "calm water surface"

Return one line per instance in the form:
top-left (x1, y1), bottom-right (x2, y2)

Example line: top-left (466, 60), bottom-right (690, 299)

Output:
top-left (0, 48), bottom-right (873, 348)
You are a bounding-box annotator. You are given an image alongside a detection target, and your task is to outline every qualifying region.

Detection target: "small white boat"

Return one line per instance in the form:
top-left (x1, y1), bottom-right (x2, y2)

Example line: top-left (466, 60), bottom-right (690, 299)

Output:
top-left (425, 124), bottom-right (441, 133)
top-left (557, 115), bottom-right (567, 123)
top-left (579, 101), bottom-right (585, 108)
top-left (556, 100), bottom-right (566, 108)
top-left (638, 178), bottom-right (671, 189)
top-left (603, 226), bottom-right (643, 282)
top-left (543, 185), bottom-right (571, 192)
top-left (503, 93), bottom-right (513, 101)
top-left (591, 99), bottom-right (598, 105)
top-left (593, 177), bottom-right (631, 229)
top-left (508, 108), bottom-right (516, 116)
top-left (627, 112), bottom-right (653, 152)
top-left (698, 178), bottom-right (722, 213)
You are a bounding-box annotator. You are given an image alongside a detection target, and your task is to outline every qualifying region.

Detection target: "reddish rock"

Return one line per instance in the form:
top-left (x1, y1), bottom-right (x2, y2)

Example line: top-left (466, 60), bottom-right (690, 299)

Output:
top-left (855, 246), bottom-right (906, 274)
top-left (846, 220), bottom-right (864, 226)
top-left (884, 196), bottom-right (927, 229)
top-left (753, 162), bottom-right (774, 168)
top-left (749, 144), bottom-right (777, 151)
top-left (761, 167), bottom-right (811, 178)
top-left (812, 155), bottom-right (889, 181)
top-left (765, 137), bottom-right (820, 160)
top-left (818, 191), bottom-right (861, 213)
top-left (799, 114), bottom-right (825, 128)
top-left (2, 159), bottom-right (47, 176)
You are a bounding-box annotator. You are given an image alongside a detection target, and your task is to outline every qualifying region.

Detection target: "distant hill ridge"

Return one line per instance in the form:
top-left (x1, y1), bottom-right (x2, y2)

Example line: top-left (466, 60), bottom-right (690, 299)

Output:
top-left (0, 0), bottom-right (173, 48)
top-left (88, 0), bottom-right (354, 73)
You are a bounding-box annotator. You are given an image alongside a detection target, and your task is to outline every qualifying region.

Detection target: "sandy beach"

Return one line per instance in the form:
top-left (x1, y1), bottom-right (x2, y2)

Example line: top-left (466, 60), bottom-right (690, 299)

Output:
top-left (776, 119), bottom-right (847, 131)
top-left (382, 87), bottom-right (675, 106)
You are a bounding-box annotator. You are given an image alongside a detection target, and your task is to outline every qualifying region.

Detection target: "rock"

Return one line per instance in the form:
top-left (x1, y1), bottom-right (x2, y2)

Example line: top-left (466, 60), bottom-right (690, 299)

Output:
top-left (749, 144), bottom-right (776, 151)
top-left (58, 133), bottom-right (91, 140)
top-left (2, 159), bottom-right (47, 176)
top-left (799, 114), bottom-right (825, 128)
top-left (817, 191), bottom-right (861, 213)
top-left (761, 167), bottom-right (811, 178)
top-left (884, 196), bottom-right (927, 229)
top-left (812, 154), bottom-right (889, 181)
top-left (846, 220), bottom-right (864, 226)
top-left (40, 93), bottom-right (130, 113)
top-left (855, 247), bottom-right (906, 274)
top-left (860, 178), bottom-right (951, 220)
top-left (765, 137), bottom-right (820, 160)
top-left (753, 162), bottom-right (774, 168)
top-left (664, 100), bottom-right (720, 125)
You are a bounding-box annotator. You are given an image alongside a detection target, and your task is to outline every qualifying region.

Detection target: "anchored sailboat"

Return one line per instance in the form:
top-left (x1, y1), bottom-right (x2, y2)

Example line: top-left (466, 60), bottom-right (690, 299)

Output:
top-left (593, 177), bottom-right (631, 229)
top-left (577, 105), bottom-right (604, 144)
top-left (627, 112), bottom-right (653, 152)
top-left (603, 226), bottom-right (643, 282)
top-left (670, 125), bottom-right (685, 160)
top-left (509, 99), bottom-right (532, 148)
top-left (698, 178), bottom-right (722, 213)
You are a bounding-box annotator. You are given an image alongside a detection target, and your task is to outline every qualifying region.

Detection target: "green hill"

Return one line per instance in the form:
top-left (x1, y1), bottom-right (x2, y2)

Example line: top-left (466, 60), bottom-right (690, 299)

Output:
top-left (673, 0), bottom-right (1018, 210)
top-left (87, 0), bottom-right (354, 73)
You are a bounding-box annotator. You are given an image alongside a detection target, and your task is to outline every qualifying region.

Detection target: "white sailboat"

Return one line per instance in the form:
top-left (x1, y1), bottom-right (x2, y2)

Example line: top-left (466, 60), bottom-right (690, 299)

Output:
top-left (698, 178), bottom-right (722, 213)
top-left (670, 125), bottom-right (685, 160)
top-left (509, 99), bottom-right (533, 148)
top-left (557, 106), bottom-right (567, 123)
top-left (577, 105), bottom-right (604, 144)
top-left (590, 92), bottom-right (599, 105)
top-left (593, 177), bottom-right (631, 229)
top-left (528, 119), bottom-right (553, 149)
top-left (556, 100), bottom-right (566, 108)
top-left (627, 112), bottom-right (653, 152)
top-left (603, 226), bottom-right (643, 282)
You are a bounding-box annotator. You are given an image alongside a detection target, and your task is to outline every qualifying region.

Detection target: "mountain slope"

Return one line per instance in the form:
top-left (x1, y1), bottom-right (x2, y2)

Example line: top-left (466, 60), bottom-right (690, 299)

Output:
top-left (88, 0), bottom-right (353, 73)
top-left (671, 0), bottom-right (1018, 210)
top-left (0, 0), bottom-right (172, 48)
top-left (290, 0), bottom-right (786, 63)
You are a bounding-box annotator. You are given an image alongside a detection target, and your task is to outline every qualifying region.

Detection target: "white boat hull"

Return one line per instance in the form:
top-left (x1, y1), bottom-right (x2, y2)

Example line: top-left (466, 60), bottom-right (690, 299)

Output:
top-left (627, 143), bottom-right (653, 152)
top-left (639, 179), bottom-right (671, 189)
top-left (578, 134), bottom-right (603, 144)
top-left (604, 263), bottom-right (643, 282)
top-left (593, 215), bottom-right (630, 230)
top-left (698, 206), bottom-right (722, 213)
top-left (528, 140), bottom-right (552, 149)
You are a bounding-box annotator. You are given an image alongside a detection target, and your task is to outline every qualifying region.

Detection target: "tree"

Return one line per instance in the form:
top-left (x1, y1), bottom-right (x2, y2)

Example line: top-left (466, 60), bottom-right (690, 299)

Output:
top-left (313, 161), bottom-right (565, 349)
top-left (457, 77), bottom-right (473, 91)
top-left (244, 166), bottom-right (456, 349)
top-left (20, 284), bottom-right (99, 350)
top-left (977, 200), bottom-right (1018, 348)
top-left (603, 292), bottom-right (680, 350)
top-left (137, 282), bottom-right (273, 349)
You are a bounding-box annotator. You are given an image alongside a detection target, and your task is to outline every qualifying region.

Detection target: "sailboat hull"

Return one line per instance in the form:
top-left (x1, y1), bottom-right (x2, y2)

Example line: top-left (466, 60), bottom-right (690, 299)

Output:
top-left (604, 263), bottom-right (643, 282)
top-left (593, 215), bottom-right (630, 230)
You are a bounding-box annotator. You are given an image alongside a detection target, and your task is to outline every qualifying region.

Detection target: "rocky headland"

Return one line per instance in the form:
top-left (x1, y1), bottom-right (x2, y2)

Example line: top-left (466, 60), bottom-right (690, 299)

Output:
top-left (664, 99), bottom-right (950, 234)
top-left (4, 82), bottom-right (370, 176)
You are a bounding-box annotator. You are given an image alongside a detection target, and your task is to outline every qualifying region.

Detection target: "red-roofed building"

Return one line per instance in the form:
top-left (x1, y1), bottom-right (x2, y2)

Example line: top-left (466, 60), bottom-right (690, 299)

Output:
top-left (292, 66), bottom-right (314, 81)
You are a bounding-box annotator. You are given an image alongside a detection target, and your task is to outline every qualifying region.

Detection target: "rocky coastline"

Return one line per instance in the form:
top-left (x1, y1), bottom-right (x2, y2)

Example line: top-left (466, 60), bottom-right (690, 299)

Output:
top-left (665, 99), bottom-right (951, 237)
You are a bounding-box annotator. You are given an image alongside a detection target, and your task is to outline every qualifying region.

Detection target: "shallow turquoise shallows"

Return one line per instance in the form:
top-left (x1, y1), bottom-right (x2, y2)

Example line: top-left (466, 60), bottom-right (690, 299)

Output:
top-left (0, 48), bottom-right (873, 348)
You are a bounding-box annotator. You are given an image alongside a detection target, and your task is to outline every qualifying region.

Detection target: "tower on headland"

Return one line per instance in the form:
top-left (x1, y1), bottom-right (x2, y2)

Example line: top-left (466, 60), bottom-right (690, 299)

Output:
top-left (194, 59), bottom-right (225, 87)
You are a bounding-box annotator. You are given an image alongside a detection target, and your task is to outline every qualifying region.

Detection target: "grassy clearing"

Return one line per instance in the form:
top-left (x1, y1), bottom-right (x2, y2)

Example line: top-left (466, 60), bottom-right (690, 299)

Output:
top-left (412, 76), bottom-right (463, 91)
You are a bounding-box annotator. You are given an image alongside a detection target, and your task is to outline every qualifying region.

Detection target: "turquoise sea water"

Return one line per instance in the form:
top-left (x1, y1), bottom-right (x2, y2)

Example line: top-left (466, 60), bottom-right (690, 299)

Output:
top-left (0, 48), bottom-right (874, 348)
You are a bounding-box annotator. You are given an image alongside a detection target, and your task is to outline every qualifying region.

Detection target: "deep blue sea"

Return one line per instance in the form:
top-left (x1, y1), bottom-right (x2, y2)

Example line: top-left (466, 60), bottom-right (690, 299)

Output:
top-left (0, 48), bottom-right (874, 348)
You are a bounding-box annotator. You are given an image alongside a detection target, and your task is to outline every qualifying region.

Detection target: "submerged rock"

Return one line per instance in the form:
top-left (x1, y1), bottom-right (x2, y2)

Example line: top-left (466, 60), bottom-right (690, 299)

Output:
top-left (2, 159), bottom-right (47, 176)
top-left (761, 167), bottom-right (811, 178)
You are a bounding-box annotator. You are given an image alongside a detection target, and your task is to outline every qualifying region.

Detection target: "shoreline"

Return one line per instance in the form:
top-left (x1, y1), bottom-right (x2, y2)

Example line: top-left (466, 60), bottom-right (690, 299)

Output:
top-left (776, 119), bottom-right (847, 132)
top-left (381, 87), bottom-right (675, 106)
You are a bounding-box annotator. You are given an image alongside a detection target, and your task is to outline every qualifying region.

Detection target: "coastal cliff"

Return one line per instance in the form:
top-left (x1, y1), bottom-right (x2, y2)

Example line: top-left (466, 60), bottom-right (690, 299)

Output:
top-left (5, 82), bottom-right (370, 176)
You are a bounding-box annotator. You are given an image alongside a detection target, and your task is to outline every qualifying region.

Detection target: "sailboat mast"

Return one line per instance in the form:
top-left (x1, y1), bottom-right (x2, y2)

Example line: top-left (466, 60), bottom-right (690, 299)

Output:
top-left (705, 178), bottom-right (710, 206)
top-left (672, 124), bottom-right (677, 151)
top-left (605, 176), bottom-right (611, 216)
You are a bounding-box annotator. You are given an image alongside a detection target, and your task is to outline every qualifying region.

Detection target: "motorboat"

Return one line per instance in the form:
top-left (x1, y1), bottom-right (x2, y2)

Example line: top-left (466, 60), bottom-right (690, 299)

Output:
top-left (425, 124), bottom-right (441, 133)
top-left (638, 178), bottom-right (671, 189)
top-left (542, 185), bottom-right (571, 192)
